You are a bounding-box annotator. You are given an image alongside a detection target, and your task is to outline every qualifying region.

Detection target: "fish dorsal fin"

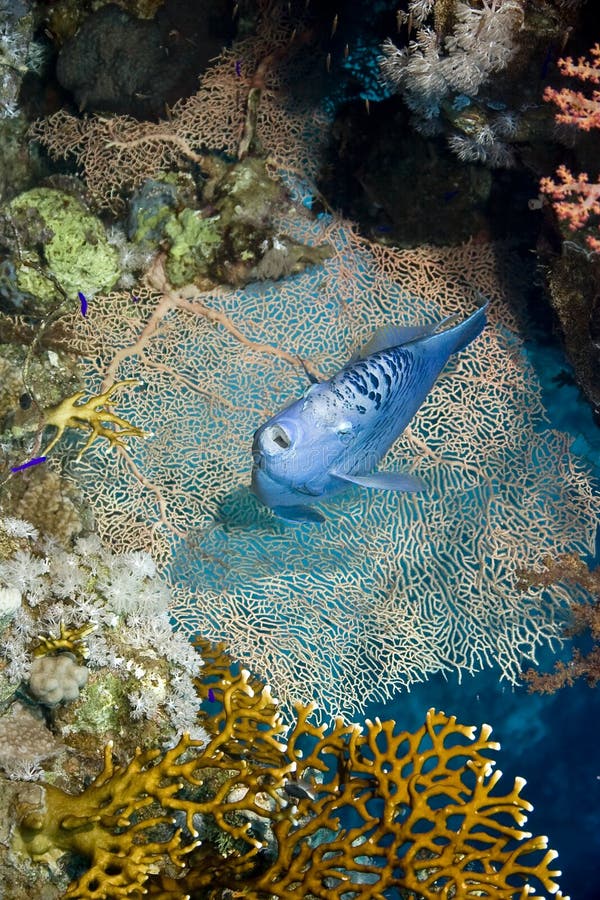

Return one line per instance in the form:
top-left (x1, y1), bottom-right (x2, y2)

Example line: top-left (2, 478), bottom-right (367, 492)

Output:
top-left (349, 315), bottom-right (460, 362)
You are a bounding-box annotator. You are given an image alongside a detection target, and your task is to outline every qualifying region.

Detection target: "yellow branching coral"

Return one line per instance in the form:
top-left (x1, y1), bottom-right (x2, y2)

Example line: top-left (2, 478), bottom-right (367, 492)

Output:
top-left (41, 379), bottom-right (147, 459)
top-left (33, 621), bottom-right (96, 661)
top-left (14, 648), bottom-right (567, 900)
top-left (15, 667), bottom-right (297, 899)
top-left (254, 710), bottom-right (565, 900)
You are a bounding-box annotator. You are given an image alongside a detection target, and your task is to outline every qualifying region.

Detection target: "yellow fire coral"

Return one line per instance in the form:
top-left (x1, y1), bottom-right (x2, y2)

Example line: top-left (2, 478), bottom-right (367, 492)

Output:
top-left (41, 379), bottom-right (147, 459)
top-left (13, 643), bottom-right (566, 900)
top-left (32, 621), bottom-right (96, 661)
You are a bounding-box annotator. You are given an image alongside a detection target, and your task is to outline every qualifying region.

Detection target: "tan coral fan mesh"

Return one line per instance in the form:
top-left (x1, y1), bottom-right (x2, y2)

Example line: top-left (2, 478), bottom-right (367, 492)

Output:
top-left (29, 26), bottom-right (330, 210)
top-left (60, 213), bottom-right (598, 718)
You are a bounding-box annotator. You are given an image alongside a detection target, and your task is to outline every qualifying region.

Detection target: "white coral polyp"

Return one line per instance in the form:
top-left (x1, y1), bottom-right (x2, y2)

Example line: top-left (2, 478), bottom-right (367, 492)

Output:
top-left (0, 586), bottom-right (21, 619)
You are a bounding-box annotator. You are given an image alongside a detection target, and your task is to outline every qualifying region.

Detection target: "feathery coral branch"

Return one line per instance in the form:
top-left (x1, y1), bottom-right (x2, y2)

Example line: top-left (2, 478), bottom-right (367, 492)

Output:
top-left (541, 44), bottom-right (600, 252)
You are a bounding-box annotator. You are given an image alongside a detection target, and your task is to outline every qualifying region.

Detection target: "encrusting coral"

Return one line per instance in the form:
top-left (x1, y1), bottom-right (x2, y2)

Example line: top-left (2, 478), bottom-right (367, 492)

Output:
top-left (8, 640), bottom-right (567, 899)
top-left (0, 702), bottom-right (63, 780)
top-left (1, 187), bottom-right (121, 313)
top-left (28, 651), bottom-right (89, 705)
top-left (2, 465), bottom-right (86, 546)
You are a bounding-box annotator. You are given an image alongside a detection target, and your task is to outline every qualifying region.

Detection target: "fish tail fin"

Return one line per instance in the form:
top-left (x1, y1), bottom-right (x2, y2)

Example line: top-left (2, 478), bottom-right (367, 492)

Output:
top-left (432, 300), bottom-right (488, 357)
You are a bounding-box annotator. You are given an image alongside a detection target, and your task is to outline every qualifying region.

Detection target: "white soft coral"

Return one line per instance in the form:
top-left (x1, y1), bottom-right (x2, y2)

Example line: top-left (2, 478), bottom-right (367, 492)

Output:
top-left (0, 551), bottom-right (49, 598)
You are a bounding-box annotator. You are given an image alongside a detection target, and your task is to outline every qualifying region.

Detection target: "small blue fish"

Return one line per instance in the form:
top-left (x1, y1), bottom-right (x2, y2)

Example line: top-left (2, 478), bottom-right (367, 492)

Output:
top-left (251, 302), bottom-right (488, 523)
top-left (78, 291), bottom-right (88, 316)
top-left (11, 456), bottom-right (47, 473)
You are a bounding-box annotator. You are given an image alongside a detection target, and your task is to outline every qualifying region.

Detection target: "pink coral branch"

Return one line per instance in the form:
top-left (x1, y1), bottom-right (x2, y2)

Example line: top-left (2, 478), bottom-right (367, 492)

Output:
top-left (541, 44), bottom-right (600, 252)
top-left (543, 85), bottom-right (600, 130)
top-left (557, 42), bottom-right (600, 83)
top-left (540, 166), bottom-right (600, 230)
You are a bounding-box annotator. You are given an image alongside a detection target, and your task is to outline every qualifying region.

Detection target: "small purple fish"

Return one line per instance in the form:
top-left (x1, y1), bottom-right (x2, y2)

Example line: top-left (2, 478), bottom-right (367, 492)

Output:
top-left (78, 291), bottom-right (88, 316)
top-left (11, 456), bottom-right (47, 473)
top-left (235, 59), bottom-right (242, 77)
top-left (207, 688), bottom-right (216, 702)
top-left (131, 294), bottom-right (140, 303)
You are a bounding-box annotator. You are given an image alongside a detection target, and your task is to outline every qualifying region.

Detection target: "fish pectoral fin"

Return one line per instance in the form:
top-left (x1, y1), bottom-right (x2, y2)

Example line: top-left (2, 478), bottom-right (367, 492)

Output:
top-left (331, 470), bottom-right (426, 492)
top-left (273, 505), bottom-right (326, 524)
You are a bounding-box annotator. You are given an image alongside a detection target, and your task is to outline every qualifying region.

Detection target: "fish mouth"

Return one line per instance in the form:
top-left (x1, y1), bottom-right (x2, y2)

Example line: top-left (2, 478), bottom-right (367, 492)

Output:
top-left (251, 463), bottom-right (282, 506)
top-left (258, 423), bottom-right (294, 455)
top-left (265, 423), bottom-right (292, 451)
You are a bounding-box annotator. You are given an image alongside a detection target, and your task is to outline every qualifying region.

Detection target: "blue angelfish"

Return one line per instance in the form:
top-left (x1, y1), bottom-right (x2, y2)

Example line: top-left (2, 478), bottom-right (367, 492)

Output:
top-left (251, 302), bottom-right (488, 523)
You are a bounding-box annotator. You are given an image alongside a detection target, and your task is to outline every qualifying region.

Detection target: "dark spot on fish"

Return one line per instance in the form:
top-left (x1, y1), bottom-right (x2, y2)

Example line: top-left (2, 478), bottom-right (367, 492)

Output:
top-left (348, 372), bottom-right (368, 395)
top-left (356, 404), bottom-right (366, 414)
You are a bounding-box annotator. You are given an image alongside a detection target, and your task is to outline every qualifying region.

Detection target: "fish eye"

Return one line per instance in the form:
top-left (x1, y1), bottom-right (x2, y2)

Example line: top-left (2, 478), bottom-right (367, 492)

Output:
top-left (264, 424), bottom-right (292, 452)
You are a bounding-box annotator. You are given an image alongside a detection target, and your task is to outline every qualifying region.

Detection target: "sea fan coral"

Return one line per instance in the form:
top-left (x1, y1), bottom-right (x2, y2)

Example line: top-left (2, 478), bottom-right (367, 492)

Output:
top-left (40, 218), bottom-right (598, 721)
top-left (19, 18), bottom-right (599, 722)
